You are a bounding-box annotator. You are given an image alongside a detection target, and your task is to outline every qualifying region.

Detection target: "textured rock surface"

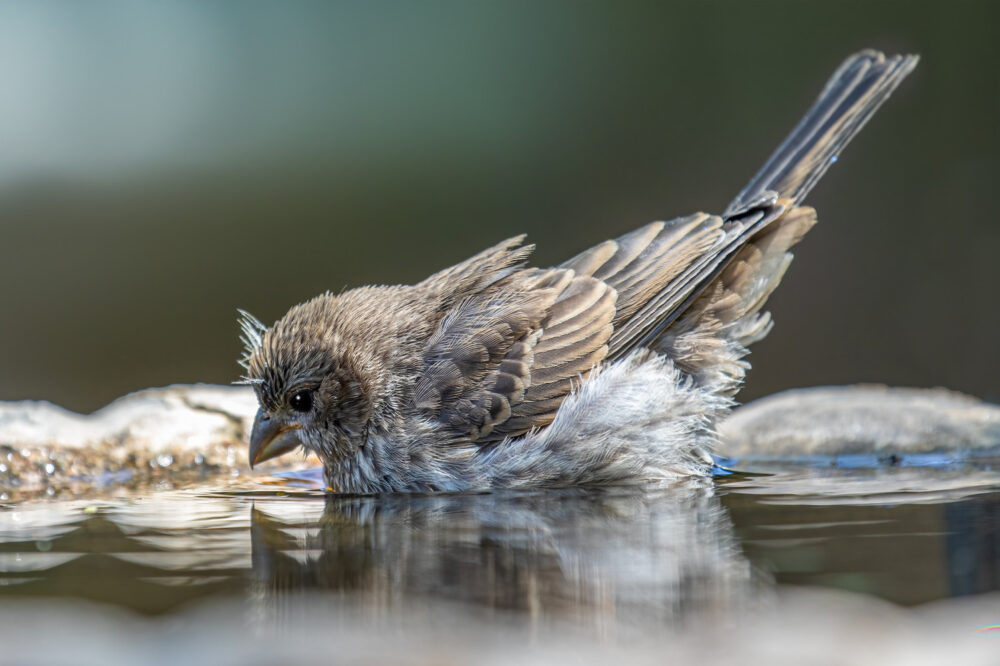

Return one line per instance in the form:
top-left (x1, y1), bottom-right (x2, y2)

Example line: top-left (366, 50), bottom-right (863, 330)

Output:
top-left (0, 384), bottom-right (313, 493)
top-left (720, 385), bottom-right (1000, 458)
top-left (3, 383), bottom-right (1000, 493)
top-left (0, 384), bottom-right (255, 451)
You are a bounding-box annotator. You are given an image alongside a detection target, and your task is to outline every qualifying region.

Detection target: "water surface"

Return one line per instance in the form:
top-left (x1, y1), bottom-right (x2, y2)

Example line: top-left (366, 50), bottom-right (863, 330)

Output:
top-left (1, 462), bottom-right (998, 627)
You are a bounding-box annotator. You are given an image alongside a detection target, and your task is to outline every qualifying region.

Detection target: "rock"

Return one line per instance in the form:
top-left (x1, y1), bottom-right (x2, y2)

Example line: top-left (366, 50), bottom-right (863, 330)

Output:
top-left (4, 382), bottom-right (999, 495)
top-left (0, 384), bottom-right (255, 451)
top-left (720, 385), bottom-right (1000, 459)
top-left (0, 384), bottom-right (313, 494)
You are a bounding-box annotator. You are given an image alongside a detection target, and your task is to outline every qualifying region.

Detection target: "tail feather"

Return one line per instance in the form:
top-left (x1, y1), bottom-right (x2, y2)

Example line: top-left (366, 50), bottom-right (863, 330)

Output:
top-left (655, 51), bottom-right (917, 393)
top-left (563, 50), bottom-right (916, 384)
top-left (725, 50), bottom-right (918, 218)
top-left (655, 206), bottom-right (818, 395)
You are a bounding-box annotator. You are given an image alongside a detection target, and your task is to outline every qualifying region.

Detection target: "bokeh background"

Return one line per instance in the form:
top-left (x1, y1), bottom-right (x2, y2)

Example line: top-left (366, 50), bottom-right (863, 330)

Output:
top-left (0, 1), bottom-right (997, 412)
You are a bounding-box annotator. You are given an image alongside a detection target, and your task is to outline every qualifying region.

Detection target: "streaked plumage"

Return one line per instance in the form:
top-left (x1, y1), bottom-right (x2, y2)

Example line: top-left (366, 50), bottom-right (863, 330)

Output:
top-left (240, 50), bottom-right (917, 493)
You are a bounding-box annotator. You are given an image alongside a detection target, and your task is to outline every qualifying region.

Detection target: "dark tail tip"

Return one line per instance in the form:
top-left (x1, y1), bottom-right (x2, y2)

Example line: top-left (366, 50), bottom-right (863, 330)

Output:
top-left (724, 50), bottom-right (919, 219)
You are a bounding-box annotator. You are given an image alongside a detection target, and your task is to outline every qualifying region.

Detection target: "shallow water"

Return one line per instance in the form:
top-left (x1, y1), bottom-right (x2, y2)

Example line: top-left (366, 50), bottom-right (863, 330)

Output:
top-left (1, 462), bottom-right (998, 626)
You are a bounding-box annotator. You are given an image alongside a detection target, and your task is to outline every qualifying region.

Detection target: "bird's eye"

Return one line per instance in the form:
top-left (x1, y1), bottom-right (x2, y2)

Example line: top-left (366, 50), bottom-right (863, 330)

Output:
top-left (289, 390), bottom-right (313, 413)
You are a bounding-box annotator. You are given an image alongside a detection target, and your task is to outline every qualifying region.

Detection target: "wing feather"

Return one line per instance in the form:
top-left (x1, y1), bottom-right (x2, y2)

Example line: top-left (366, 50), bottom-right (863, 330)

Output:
top-left (415, 259), bottom-right (616, 443)
top-left (410, 52), bottom-right (915, 446)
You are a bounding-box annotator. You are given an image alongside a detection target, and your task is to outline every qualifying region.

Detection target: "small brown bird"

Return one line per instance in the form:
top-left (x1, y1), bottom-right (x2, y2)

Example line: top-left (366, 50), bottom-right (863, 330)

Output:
top-left (240, 50), bottom-right (917, 494)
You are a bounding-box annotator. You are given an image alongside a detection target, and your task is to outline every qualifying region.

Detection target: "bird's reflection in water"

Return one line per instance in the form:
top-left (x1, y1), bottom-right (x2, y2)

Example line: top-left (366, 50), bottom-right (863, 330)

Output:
top-left (249, 482), bottom-right (758, 633)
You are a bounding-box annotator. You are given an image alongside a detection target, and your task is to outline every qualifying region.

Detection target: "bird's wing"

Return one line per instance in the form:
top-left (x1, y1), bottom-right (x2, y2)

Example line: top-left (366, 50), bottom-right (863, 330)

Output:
top-left (487, 272), bottom-right (616, 440)
top-left (413, 212), bottom-right (761, 443)
top-left (561, 207), bottom-right (790, 361)
top-left (412, 263), bottom-right (616, 443)
top-left (418, 235), bottom-right (535, 309)
top-left (412, 52), bottom-right (916, 442)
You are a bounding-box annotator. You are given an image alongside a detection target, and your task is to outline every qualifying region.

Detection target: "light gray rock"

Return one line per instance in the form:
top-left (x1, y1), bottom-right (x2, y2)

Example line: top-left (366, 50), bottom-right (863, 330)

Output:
top-left (0, 384), bottom-right (307, 494)
top-left (3, 382), bottom-right (999, 494)
top-left (0, 384), bottom-right (255, 451)
top-left (720, 385), bottom-right (1000, 459)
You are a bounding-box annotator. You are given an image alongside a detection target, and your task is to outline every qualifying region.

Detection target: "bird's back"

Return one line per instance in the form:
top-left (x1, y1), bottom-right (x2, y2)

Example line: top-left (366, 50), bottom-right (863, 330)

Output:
top-left (243, 51), bottom-right (917, 493)
top-left (408, 51), bottom-right (917, 454)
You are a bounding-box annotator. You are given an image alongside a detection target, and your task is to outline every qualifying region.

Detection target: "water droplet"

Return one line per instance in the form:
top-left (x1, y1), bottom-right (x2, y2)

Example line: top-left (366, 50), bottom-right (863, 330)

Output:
top-left (20, 449), bottom-right (30, 458)
top-left (45, 487), bottom-right (55, 496)
top-left (830, 155), bottom-right (838, 164)
top-left (194, 454), bottom-right (205, 466)
top-left (35, 540), bottom-right (51, 552)
top-left (44, 463), bottom-right (55, 475)
top-left (0, 464), bottom-right (7, 473)
top-left (0, 493), bottom-right (8, 501)
top-left (156, 454), bottom-right (174, 467)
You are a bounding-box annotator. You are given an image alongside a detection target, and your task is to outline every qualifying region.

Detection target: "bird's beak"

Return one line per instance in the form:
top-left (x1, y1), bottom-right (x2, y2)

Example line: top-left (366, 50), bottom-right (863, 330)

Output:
top-left (249, 408), bottom-right (303, 468)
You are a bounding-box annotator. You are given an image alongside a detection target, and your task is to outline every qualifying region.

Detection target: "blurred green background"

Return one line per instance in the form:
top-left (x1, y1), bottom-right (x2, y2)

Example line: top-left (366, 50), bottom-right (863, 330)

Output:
top-left (0, 1), bottom-right (997, 412)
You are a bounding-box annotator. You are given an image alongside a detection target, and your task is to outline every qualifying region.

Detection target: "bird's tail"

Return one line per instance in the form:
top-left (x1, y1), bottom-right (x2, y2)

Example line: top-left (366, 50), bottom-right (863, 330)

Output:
top-left (564, 50), bottom-right (917, 389)
top-left (650, 50), bottom-right (918, 396)
top-left (724, 50), bottom-right (918, 219)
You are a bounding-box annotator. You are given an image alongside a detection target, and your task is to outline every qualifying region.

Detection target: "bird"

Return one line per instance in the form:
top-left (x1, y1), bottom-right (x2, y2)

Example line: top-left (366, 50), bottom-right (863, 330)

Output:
top-left (239, 50), bottom-right (918, 494)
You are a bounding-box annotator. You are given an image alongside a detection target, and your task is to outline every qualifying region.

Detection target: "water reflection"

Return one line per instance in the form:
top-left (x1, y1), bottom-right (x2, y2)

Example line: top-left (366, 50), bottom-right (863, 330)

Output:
top-left (248, 484), bottom-right (757, 632)
top-left (1, 466), bottom-right (999, 627)
top-left (720, 465), bottom-right (1000, 605)
top-left (0, 494), bottom-right (251, 613)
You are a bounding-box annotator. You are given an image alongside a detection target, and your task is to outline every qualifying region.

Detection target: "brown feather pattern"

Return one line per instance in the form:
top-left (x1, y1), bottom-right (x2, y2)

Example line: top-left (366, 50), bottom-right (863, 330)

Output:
top-left (416, 52), bottom-right (914, 450)
top-left (239, 50), bottom-right (917, 493)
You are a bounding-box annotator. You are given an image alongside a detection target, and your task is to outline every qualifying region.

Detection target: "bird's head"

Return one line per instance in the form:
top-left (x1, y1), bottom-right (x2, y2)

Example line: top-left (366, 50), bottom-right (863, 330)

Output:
top-left (237, 304), bottom-right (371, 469)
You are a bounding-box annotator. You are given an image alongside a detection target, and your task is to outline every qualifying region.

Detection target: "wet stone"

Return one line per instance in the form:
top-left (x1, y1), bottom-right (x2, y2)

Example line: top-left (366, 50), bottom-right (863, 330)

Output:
top-left (720, 385), bottom-right (1000, 459)
top-left (0, 384), bottom-right (313, 496)
top-left (2, 383), bottom-right (999, 496)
